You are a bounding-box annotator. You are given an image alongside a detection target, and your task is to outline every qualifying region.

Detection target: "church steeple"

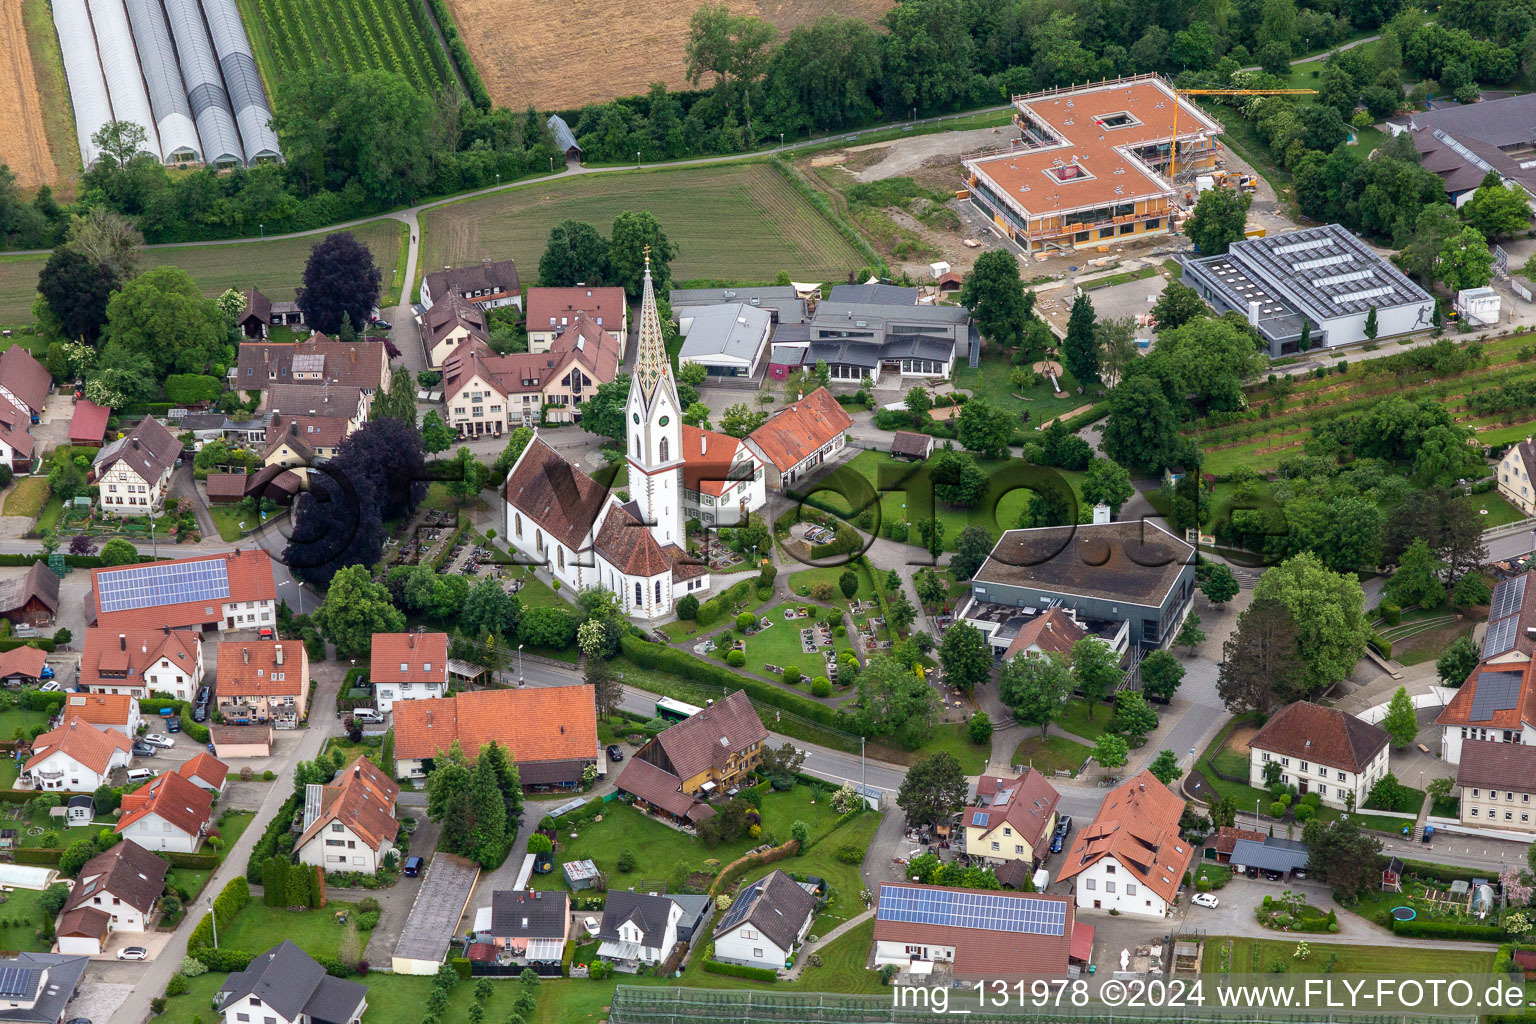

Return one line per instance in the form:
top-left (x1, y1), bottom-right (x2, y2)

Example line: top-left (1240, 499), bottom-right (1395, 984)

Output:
top-left (633, 249), bottom-right (675, 408)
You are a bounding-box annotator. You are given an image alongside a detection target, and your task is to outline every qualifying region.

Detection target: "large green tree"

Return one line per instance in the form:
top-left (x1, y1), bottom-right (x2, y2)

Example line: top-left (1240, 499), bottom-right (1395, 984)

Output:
top-left (1151, 316), bottom-right (1268, 415)
top-left (1381, 686), bottom-right (1418, 750)
top-left (425, 740), bottom-right (475, 857)
top-left (1185, 187), bottom-right (1252, 256)
top-left (896, 751), bottom-right (967, 826)
top-left (1462, 171), bottom-right (1532, 239)
top-left (537, 220), bottom-right (610, 287)
top-left (938, 620), bottom-right (990, 694)
top-left (960, 249), bottom-right (1033, 348)
top-left (38, 247), bottom-right (118, 344)
top-left (1436, 634), bottom-right (1480, 686)
top-left (1102, 377), bottom-right (1183, 475)
top-left (1251, 553), bottom-right (1369, 697)
top-left (1061, 293), bottom-right (1099, 386)
top-left (949, 525), bottom-right (995, 582)
top-left (1070, 636), bottom-right (1122, 719)
top-left (1435, 224), bottom-right (1493, 292)
top-left (1149, 281), bottom-right (1209, 332)
top-left (101, 266), bottom-right (228, 376)
top-left (856, 653), bottom-right (941, 748)
top-left (955, 398), bottom-right (1013, 458)
top-left (580, 374), bottom-right (631, 442)
top-left (314, 565), bottom-right (405, 659)
top-left (1080, 457), bottom-right (1134, 515)
top-left (609, 211), bottom-right (678, 298)
top-left (1387, 538), bottom-right (1447, 610)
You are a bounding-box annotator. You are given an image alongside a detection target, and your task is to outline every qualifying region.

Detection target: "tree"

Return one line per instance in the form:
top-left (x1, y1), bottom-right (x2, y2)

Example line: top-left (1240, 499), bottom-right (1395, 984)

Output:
top-left (1150, 282), bottom-right (1208, 332)
top-left (1199, 564), bottom-right (1239, 606)
top-left (1061, 293), bottom-right (1099, 386)
top-left (38, 247), bottom-right (118, 344)
top-left (856, 653), bottom-right (941, 748)
top-left (1149, 749), bottom-right (1183, 786)
top-left (1139, 650), bottom-right (1184, 702)
top-left (1363, 306), bottom-right (1378, 341)
top-left (904, 386), bottom-right (932, 427)
top-left (999, 653), bottom-right (1073, 738)
top-left (1070, 637), bottom-right (1121, 719)
top-left (888, 595), bottom-right (917, 635)
top-left (1102, 377), bottom-right (1183, 475)
top-left (1185, 188), bottom-right (1252, 256)
top-left (1109, 691), bottom-right (1157, 744)
top-left (1218, 597), bottom-right (1306, 714)
top-left (420, 411), bottom-right (456, 454)
top-left (92, 120), bottom-right (149, 168)
top-left (447, 447), bottom-right (490, 506)
top-left (896, 751), bottom-right (967, 826)
top-left (1252, 553), bottom-right (1369, 696)
top-left (519, 607), bottom-right (577, 650)
top-left (949, 526), bottom-right (994, 582)
top-left (682, 402), bottom-right (712, 429)
top-left (1079, 457), bottom-right (1134, 516)
top-left (939, 621), bottom-right (990, 694)
top-left (1091, 733), bottom-right (1128, 771)
top-left (66, 208), bottom-right (141, 282)
top-left (959, 249), bottom-right (1031, 348)
top-left (1387, 539), bottom-right (1446, 610)
top-left (102, 266), bottom-right (228, 376)
top-left (968, 710), bottom-right (993, 745)
top-left (580, 375), bottom-right (630, 442)
top-left (466, 752), bottom-right (510, 866)
top-left (685, 3), bottom-right (778, 133)
top-left (838, 570), bottom-right (859, 599)
top-left (58, 838), bottom-right (96, 878)
top-left (369, 367), bottom-right (418, 428)
top-left (956, 399), bottom-right (1013, 459)
top-left (1382, 685), bottom-right (1418, 749)
top-left (1095, 316), bottom-right (1138, 388)
top-left (1304, 817), bottom-right (1382, 898)
top-left (98, 539), bottom-right (140, 567)
top-left (913, 568), bottom-right (947, 607)
top-left (537, 220), bottom-right (609, 287)
top-left (1175, 614), bottom-right (1206, 655)
top-left (461, 577), bottom-right (519, 641)
top-left (493, 427), bottom-right (535, 481)
top-left (608, 212), bottom-right (677, 298)
top-left (1452, 572), bottom-right (1492, 608)
top-left (930, 449), bottom-right (987, 508)
top-left (1462, 171), bottom-right (1532, 239)
top-left (297, 232), bottom-right (382, 336)
top-left (586, 653), bottom-right (623, 721)
top-left (425, 741), bottom-right (475, 858)
top-left (314, 565), bottom-right (405, 658)
top-left (758, 742), bottom-right (806, 788)
top-left (719, 403), bottom-right (767, 438)
top-left (1435, 224), bottom-right (1494, 292)
top-left (1437, 634), bottom-right (1480, 686)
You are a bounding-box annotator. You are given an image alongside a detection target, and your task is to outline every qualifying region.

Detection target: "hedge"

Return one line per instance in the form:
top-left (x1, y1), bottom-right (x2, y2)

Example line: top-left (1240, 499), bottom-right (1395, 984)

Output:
top-left (702, 959), bottom-right (778, 981)
top-left (810, 523), bottom-right (862, 561)
top-left (194, 947), bottom-right (356, 976)
top-left (1399, 859), bottom-right (1484, 885)
top-left (451, 957), bottom-right (472, 980)
top-left (189, 876), bottom-right (250, 950)
top-left (1390, 918), bottom-right (1503, 940)
top-left (693, 579), bottom-right (755, 629)
top-left (424, 0), bottom-right (491, 109)
top-left (140, 698), bottom-right (210, 743)
top-left (0, 638), bottom-right (54, 653)
top-left (247, 792), bottom-right (302, 883)
top-left (0, 554), bottom-right (165, 569)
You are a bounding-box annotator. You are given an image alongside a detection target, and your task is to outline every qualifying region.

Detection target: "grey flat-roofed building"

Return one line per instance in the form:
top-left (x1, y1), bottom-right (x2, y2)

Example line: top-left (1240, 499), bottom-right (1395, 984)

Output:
top-left (808, 300), bottom-right (970, 383)
top-left (966, 521), bottom-right (1196, 649)
top-left (670, 287), bottom-right (807, 324)
top-left (1183, 224), bottom-right (1433, 356)
top-left (677, 303), bottom-right (773, 378)
top-left (827, 283), bottom-right (921, 305)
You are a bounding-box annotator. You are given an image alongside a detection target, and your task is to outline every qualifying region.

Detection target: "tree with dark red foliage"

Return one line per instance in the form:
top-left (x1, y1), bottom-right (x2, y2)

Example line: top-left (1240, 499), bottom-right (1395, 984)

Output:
top-left (38, 247), bottom-right (118, 344)
top-left (296, 232), bottom-right (382, 335)
top-left (283, 417), bottom-right (426, 586)
top-left (67, 535), bottom-right (95, 557)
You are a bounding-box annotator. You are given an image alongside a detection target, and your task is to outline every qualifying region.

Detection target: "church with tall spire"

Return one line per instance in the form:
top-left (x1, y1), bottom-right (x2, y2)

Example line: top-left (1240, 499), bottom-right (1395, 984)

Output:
top-left (499, 254), bottom-right (711, 620)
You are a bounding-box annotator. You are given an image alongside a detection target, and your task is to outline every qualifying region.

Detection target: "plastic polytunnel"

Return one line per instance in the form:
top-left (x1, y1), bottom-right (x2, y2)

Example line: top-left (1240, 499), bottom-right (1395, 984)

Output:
top-left (53, 0), bottom-right (114, 167)
top-left (87, 0), bottom-right (163, 161)
top-left (198, 0), bottom-right (281, 162)
top-left (123, 0), bottom-right (203, 163)
top-left (162, 0), bottom-right (243, 167)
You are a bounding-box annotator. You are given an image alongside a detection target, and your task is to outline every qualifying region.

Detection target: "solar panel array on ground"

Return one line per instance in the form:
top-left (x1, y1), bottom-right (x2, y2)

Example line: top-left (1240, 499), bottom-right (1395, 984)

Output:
top-left (876, 885), bottom-right (1066, 936)
top-left (97, 560), bottom-right (230, 613)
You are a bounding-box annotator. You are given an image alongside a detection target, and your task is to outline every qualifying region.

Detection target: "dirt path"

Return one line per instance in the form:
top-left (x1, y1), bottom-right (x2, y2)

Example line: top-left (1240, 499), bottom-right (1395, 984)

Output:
top-left (852, 125), bottom-right (1013, 182)
top-left (0, 0), bottom-right (57, 189)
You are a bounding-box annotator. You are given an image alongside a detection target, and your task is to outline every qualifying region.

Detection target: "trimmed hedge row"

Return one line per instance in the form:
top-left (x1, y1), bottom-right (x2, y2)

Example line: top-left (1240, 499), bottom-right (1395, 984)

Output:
top-left (693, 579), bottom-right (755, 628)
top-left (703, 959), bottom-right (778, 981)
top-left (246, 792), bottom-right (302, 884)
top-left (0, 638), bottom-right (55, 653)
top-left (424, 0), bottom-right (491, 109)
top-left (0, 554), bottom-right (162, 569)
top-left (1400, 859), bottom-right (1484, 885)
top-left (1389, 918), bottom-right (1503, 940)
top-left (16, 846), bottom-right (216, 869)
top-left (189, 876), bottom-right (250, 950)
top-left (140, 698), bottom-right (210, 743)
top-left (194, 946), bottom-right (355, 977)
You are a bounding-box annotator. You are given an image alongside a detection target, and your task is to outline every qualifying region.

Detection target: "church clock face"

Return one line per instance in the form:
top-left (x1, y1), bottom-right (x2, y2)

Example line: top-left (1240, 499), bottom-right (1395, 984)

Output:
top-left (633, 413), bottom-right (640, 424)
top-left (659, 415), bottom-right (669, 426)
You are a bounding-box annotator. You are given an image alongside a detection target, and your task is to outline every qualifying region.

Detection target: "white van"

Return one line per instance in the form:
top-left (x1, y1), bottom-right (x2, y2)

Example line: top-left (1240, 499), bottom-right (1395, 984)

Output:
top-left (125, 769), bottom-right (158, 783)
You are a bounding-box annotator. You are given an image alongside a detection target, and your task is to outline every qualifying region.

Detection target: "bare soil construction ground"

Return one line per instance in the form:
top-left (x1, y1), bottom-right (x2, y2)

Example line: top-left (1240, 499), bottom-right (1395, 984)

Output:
top-left (4, 0), bottom-right (62, 191)
top-left (446, 0), bottom-right (893, 109)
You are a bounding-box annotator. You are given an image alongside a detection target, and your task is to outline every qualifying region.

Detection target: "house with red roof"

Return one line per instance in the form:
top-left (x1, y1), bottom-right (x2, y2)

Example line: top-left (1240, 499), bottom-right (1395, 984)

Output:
top-left (1055, 770), bottom-right (1192, 919)
top-left (216, 641), bottom-right (308, 726)
top-left (88, 549), bottom-right (277, 635)
top-left (0, 646), bottom-right (48, 687)
top-left (295, 757), bottom-right (400, 874)
top-left (60, 692), bottom-right (142, 738)
top-left (23, 719), bottom-right (131, 791)
top-left (962, 771), bottom-right (1061, 870)
top-left (872, 882), bottom-right (1088, 980)
top-left (177, 752), bottom-right (230, 794)
top-left (743, 388), bottom-right (852, 491)
top-left (526, 286), bottom-right (627, 357)
top-left (615, 691), bottom-right (766, 825)
top-left (391, 685), bottom-right (597, 788)
top-left (679, 424), bottom-right (764, 527)
top-left (116, 770), bottom-right (213, 852)
top-left (1247, 701), bottom-right (1388, 810)
top-left (79, 627), bottom-right (204, 701)
top-left (91, 416), bottom-right (183, 513)
top-left (68, 400), bottom-right (110, 448)
top-left (370, 633), bottom-right (448, 713)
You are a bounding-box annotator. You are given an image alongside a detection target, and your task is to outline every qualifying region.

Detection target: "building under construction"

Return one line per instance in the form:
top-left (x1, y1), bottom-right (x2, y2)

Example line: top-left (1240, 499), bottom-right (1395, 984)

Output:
top-left (963, 75), bottom-right (1223, 255)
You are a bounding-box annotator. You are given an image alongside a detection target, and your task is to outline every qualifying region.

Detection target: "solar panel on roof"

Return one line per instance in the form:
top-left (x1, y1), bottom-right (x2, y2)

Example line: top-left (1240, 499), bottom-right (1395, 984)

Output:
top-left (1469, 670), bottom-right (1524, 721)
top-left (0, 967), bottom-right (36, 998)
top-left (1492, 575), bottom-right (1528, 621)
top-left (292, 354), bottom-right (325, 372)
top-left (97, 559), bottom-right (231, 613)
top-left (1484, 616), bottom-right (1520, 659)
top-left (876, 885), bottom-right (1065, 936)
top-left (716, 884), bottom-right (759, 933)
top-left (972, 812), bottom-right (989, 827)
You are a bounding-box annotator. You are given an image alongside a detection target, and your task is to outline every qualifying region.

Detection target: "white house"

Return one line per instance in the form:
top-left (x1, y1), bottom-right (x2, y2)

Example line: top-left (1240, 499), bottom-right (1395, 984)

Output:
top-left (177, 753), bottom-right (230, 795)
top-left (295, 758), bottom-right (400, 874)
top-left (370, 632), bottom-right (448, 713)
top-left (742, 388), bottom-right (853, 492)
top-left (23, 719), bottom-right (131, 791)
top-left (680, 424), bottom-right (766, 527)
top-left (89, 549), bottom-right (278, 636)
top-left (597, 891), bottom-right (682, 968)
top-left (60, 693), bottom-right (142, 738)
top-left (421, 259), bottom-right (522, 312)
top-left (1498, 439), bottom-right (1536, 518)
top-left (712, 869), bottom-right (816, 970)
top-left (1435, 574), bottom-right (1536, 764)
top-left (114, 770), bottom-right (212, 853)
top-left (79, 627), bottom-right (204, 701)
top-left (91, 416), bottom-right (182, 514)
top-left (216, 941), bottom-right (368, 1024)
top-left (1247, 701), bottom-right (1390, 810)
top-left (1056, 771), bottom-right (1192, 919)
top-left (56, 840), bottom-right (168, 955)
top-left (872, 882), bottom-right (1081, 981)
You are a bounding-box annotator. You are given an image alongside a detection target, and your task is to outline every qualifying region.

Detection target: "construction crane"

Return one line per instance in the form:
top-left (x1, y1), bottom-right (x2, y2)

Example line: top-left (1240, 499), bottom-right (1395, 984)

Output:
top-left (1168, 88), bottom-right (1317, 181)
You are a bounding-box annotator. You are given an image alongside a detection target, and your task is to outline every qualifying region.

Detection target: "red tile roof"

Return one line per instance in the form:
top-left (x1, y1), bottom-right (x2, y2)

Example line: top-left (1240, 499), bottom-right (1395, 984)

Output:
top-left (964, 770), bottom-right (1061, 859)
top-left (1055, 770), bottom-right (1192, 905)
top-left (370, 633), bottom-right (449, 685)
top-left (94, 415), bottom-right (182, 485)
top-left (651, 691), bottom-right (766, 780)
top-left (392, 686), bottom-right (597, 766)
top-left (64, 840), bottom-right (168, 916)
top-left (117, 770), bottom-right (212, 838)
top-left (872, 882), bottom-right (1076, 979)
top-left (1004, 608), bottom-right (1085, 659)
top-left (0, 345), bottom-right (51, 414)
top-left (80, 627), bottom-right (201, 690)
top-left (1250, 701), bottom-right (1388, 773)
top-left (614, 756), bottom-right (703, 819)
top-left (236, 338), bottom-right (389, 393)
top-left (61, 692), bottom-right (136, 727)
top-left (90, 550), bottom-right (276, 631)
top-left (216, 642), bottom-right (305, 697)
top-left (205, 473), bottom-right (251, 500)
top-left (1213, 826), bottom-right (1265, 855)
top-left (296, 757), bottom-right (399, 852)
top-left (504, 437), bottom-right (610, 552)
top-left (26, 718), bottom-right (131, 776)
top-left (177, 752), bottom-right (230, 790)
top-left (680, 425), bottom-right (752, 497)
top-left (0, 646), bottom-right (46, 680)
top-left (69, 400), bottom-right (111, 445)
top-left (746, 388), bottom-right (852, 472)
top-left (526, 287), bottom-right (626, 334)
top-left (593, 503), bottom-right (670, 577)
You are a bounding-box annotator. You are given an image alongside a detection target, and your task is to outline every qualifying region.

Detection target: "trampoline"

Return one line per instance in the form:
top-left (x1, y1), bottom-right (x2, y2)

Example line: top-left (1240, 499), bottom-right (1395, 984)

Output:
top-left (1391, 906), bottom-right (1417, 921)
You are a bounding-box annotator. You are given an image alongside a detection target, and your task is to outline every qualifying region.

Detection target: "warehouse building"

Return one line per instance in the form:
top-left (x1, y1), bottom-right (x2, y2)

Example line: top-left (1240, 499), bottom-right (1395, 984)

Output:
top-left (963, 74), bottom-right (1222, 254)
top-left (1181, 223), bottom-right (1434, 356)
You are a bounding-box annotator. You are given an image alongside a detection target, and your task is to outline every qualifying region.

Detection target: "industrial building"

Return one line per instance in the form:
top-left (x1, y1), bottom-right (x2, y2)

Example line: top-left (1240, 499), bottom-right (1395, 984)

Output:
top-left (963, 74), bottom-right (1223, 254)
top-left (1181, 223), bottom-right (1434, 356)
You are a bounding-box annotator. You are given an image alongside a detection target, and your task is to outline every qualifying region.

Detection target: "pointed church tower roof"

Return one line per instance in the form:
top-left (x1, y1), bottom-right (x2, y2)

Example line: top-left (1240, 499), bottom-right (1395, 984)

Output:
top-left (632, 250), bottom-right (676, 408)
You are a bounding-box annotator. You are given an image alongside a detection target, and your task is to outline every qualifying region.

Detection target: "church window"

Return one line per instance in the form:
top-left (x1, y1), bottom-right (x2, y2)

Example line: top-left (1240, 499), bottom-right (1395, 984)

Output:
top-left (635, 581), bottom-right (643, 605)
top-left (659, 415), bottom-right (669, 427)
top-left (514, 514), bottom-right (522, 539)
top-left (655, 580), bottom-right (662, 602)
top-left (535, 529), bottom-right (544, 552)
top-left (660, 438), bottom-right (670, 462)
top-left (558, 547), bottom-right (565, 570)
top-left (633, 413), bottom-right (641, 424)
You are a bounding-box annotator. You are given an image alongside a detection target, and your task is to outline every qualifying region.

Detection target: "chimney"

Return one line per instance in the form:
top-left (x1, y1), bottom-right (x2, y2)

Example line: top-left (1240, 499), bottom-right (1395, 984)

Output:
top-left (409, 634), bottom-right (416, 649)
top-left (243, 648), bottom-right (249, 665)
top-left (275, 645), bottom-right (284, 666)
top-left (354, 765), bottom-right (361, 778)
top-left (119, 634), bottom-right (126, 652)
top-left (701, 433), bottom-right (707, 456)
top-left (1247, 300), bottom-right (1261, 327)
top-left (131, 438), bottom-right (140, 450)
top-left (797, 392), bottom-right (804, 402)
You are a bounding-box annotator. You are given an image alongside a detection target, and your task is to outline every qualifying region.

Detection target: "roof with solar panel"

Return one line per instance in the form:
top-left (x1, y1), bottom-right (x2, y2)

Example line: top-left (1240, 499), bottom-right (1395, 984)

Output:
top-left (871, 882), bottom-right (1078, 978)
top-left (89, 550), bottom-right (276, 631)
top-left (962, 771), bottom-right (1062, 861)
top-left (0, 952), bottom-right (88, 1022)
top-left (1436, 572), bottom-right (1536, 733)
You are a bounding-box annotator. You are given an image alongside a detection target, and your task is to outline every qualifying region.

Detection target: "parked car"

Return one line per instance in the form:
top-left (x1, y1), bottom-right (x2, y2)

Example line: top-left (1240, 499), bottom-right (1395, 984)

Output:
top-left (116, 947), bottom-right (148, 961)
top-left (352, 708), bottom-right (384, 724)
top-left (1050, 832), bottom-right (1066, 854)
top-left (125, 769), bottom-right (157, 783)
top-left (583, 916), bottom-right (600, 936)
top-left (370, 318), bottom-right (393, 331)
top-left (402, 856), bottom-right (425, 877)
top-left (143, 734), bottom-right (175, 749)
top-left (1261, 869), bottom-right (1284, 881)
top-left (258, 627), bottom-right (274, 640)
top-left (1191, 893), bottom-right (1219, 909)
top-left (606, 745), bottom-right (624, 762)
top-left (131, 741), bottom-right (157, 757)
top-left (1054, 815), bottom-right (1073, 838)
top-left (38, 681), bottom-right (60, 693)
top-left (192, 705), bottom-right (206, 723)
top-left (196, 687), bottom-right (210, 707)
top-left (166, 716), bottom-right (180, 733)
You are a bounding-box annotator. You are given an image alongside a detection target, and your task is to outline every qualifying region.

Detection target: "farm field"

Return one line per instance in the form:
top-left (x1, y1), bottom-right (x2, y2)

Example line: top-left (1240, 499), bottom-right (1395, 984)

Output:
top-left (1190, 333), bottom-right (1536, 476)
top-left (233, 0), bottom-right (454, 97)
top-left (7, 0), bottom-right (61, 191)
top-left (0, 219), bottom-right (406, 325)
top-left (446, 0), bottom-right (893, 110)
top-left (417, 164), bottom-right (865, 292)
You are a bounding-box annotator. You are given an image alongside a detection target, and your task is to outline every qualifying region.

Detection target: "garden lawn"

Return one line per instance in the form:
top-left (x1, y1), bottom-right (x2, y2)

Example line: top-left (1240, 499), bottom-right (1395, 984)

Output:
top-left (511, 569), bottom-right (573, 610)
top-left (1206, 937), bottom-right (1493, 975)
top-left (1055, 699), bottom-right (1112, 743)
top-left (709, 602), bottom-right (855, 689)
top-left (1, 478), bottom-right (47, 519)
top-left (1465, 490), bottom-right (1526, 528)
top-left (952, 358), bottom-right (1091, 426)
top-left (164, 865), bottom-right (213, 902)
top-left (211, 810), bottom-right (256, 860)
top-left (0, 708), bottom-right (49, 743)
top-left (737, 807), bottom-right (881, 935)
top-left (1010, 734), bottom-right (1093, 777)
top-left (786, 566), bottom-right (875, 606)
top-left (0, 888), bottom-right (57, 953)
top-left (1192, 863), bottom-right (1232, 890)
top-left (209, 504), bottom-right (252, 542)
top-left (870, 722), bottom-right (988, 775)
top-left (214, 901), bottom-right (364, 961)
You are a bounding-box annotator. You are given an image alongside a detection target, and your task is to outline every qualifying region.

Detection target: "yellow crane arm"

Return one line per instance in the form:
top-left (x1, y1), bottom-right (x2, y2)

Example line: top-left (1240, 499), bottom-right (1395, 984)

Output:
top-left (1170, 87), bottom-right (1318, 181)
